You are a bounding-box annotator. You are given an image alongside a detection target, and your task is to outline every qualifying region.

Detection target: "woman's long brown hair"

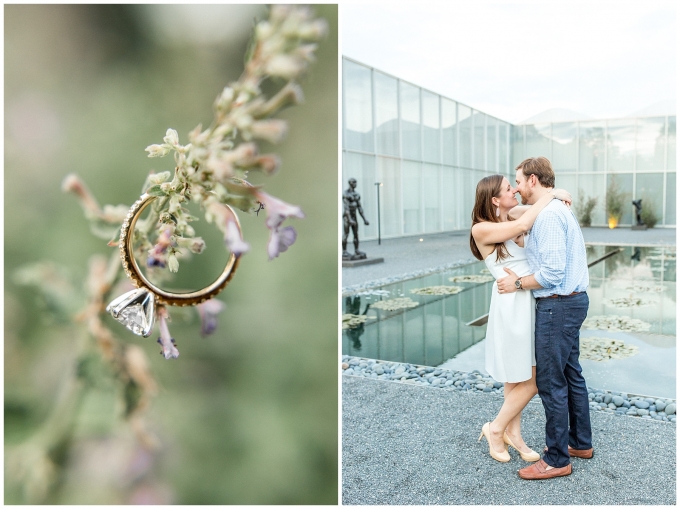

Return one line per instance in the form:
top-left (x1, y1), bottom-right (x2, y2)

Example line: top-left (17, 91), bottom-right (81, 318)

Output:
top-left (469, 174), bottom-right (512, 262)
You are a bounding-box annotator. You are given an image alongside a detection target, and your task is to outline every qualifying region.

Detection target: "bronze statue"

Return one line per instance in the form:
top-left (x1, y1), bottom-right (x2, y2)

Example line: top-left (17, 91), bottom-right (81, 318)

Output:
top-left (632, 199), bottom-right (644, 226)
top-left (343, 178), bottom-right (369, 260)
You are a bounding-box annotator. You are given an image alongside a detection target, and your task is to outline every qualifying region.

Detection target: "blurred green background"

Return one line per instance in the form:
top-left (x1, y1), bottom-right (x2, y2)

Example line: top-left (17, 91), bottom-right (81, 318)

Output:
top-left (5, 4), bottom-right (338, 504)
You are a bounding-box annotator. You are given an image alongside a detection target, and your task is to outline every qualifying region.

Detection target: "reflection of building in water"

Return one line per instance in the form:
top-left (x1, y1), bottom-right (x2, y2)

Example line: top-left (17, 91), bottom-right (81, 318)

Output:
top-left (343, 56), bottom-right (676, 238)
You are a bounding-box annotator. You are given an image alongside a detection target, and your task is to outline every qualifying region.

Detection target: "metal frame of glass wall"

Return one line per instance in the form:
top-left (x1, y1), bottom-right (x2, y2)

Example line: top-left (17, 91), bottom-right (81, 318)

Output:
top-left (342, 57), bottom-right (513, 240)
top-left (343, 56), bottom-right (676, 239)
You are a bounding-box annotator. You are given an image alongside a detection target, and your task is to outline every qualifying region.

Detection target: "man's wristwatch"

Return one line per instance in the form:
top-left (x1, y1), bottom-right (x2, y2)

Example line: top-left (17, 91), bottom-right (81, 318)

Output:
top-left (514, 277), bottom-right (523, 290)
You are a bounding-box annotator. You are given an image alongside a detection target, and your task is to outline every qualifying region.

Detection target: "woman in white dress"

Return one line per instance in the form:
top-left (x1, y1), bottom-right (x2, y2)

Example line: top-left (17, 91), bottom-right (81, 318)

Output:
top-left (469, 174), bottom-right (571, 463)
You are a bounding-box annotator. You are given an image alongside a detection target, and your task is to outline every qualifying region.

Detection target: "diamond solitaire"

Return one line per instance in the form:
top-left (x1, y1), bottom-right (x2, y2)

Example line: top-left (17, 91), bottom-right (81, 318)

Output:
top-left (106, 288), bottom-right (156, 337)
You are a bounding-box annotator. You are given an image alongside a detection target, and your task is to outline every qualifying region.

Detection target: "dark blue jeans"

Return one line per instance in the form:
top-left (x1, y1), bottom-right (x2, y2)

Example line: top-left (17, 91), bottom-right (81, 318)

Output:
top-left (535, 292), bottom-right (592, 468)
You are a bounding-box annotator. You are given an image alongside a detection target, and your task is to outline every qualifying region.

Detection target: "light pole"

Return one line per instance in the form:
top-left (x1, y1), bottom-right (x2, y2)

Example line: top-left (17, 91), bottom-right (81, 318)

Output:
top-left (375, 182), bottom-right (383, 245)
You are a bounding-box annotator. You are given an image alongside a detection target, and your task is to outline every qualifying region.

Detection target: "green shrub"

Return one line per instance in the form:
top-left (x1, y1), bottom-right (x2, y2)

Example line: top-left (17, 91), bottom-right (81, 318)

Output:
top-left (606, 176), bottom-right (626, 221)
top-left (576, 189), bottom-right (598, 227)
top-left (640, 199), bottom-right (658, 228)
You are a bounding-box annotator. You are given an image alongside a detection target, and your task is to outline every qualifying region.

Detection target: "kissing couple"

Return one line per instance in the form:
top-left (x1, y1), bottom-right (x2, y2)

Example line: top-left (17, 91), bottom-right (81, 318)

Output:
top-left (470, 156), bottom-right (592, 480)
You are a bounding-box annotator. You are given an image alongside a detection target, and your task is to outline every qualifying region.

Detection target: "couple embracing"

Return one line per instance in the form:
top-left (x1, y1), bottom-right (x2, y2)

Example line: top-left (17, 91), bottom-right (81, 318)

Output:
top-left (470, 157), bottom-right (592, 480)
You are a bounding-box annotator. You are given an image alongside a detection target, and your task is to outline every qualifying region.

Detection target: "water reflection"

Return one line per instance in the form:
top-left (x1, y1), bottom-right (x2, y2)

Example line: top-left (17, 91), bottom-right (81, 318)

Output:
top-left (342, 245), bottom-right (676, 369)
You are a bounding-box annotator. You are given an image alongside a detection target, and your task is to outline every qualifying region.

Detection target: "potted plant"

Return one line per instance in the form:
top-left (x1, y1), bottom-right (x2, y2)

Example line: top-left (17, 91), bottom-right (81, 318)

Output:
top-left (606, 177), bottom-right (626, 228)
top-left (575, 189), bottom-right (598, 227)
top-left (640, 198), bottom-right (659, 228)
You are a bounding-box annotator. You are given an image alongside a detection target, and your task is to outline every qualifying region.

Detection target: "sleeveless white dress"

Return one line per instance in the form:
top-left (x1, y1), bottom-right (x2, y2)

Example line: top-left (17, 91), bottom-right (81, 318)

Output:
top-left (484, 239), bottom-right (536, 383)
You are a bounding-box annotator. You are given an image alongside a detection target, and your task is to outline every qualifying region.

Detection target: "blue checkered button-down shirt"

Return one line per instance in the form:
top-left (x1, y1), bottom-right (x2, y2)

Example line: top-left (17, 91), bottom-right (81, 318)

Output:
top-left (526, 199), bottom-right (589, 298)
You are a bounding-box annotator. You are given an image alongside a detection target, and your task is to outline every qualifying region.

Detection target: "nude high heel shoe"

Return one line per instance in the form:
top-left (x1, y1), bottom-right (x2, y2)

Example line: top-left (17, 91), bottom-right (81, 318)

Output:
top-left (478, 423), bottom-right (510, 463)
top-left (503, 431), bottom-right (540, 462)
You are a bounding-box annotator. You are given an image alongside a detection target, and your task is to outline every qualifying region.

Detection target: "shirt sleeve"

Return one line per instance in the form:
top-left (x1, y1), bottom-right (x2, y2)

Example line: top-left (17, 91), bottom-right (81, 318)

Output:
top-left (532, 210), bottom-right (567, 290)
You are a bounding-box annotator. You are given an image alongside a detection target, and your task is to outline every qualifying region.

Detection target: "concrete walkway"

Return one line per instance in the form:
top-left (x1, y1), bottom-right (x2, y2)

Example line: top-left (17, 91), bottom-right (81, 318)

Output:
top-left (342, 227), bottom-right (676, 505)
top-left (342, 376), bottom-right (676, 505)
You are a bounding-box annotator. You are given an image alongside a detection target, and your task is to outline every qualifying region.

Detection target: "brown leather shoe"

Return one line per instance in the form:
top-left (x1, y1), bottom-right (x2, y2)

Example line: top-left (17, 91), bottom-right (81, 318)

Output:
top-left (518, 459), bottom-right (572, 480)
top-left (543, 446), bottom-right (594, 458)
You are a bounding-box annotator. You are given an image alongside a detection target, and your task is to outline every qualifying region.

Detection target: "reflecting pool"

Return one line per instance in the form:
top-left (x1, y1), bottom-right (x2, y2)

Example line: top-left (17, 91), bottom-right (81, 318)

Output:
top-left (342, 245), bottom-right (676, 397)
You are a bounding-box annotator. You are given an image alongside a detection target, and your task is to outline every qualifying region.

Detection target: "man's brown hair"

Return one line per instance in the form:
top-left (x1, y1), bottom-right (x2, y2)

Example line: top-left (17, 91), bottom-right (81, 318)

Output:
top-left (515, 156), bottom-right (555, 188)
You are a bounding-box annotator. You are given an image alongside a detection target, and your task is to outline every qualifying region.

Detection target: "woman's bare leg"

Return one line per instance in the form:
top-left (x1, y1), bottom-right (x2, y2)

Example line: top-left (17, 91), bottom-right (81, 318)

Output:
top-left (488, 368), bottom-right (538, 452)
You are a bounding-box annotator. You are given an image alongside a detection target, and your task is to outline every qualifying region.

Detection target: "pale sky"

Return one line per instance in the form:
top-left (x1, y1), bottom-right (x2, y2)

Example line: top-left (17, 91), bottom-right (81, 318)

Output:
top-left (342, 0), bottom-right (677, 124)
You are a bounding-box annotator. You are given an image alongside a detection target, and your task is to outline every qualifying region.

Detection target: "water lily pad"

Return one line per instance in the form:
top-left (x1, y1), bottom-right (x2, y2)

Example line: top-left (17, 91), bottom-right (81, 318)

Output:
top-left (371, 297), bottom-right (419, 311)
top-left (605, 297), bottom-right (656, 308)
top-left (480, 268), bottom-right (491, 274)
top-left (410, 286), bottom-right (463, 296)
top-left (582, 315), bottom-right (651, 332)
top-left (625, 284), bottom-right (665, 293)
top-left (580, 336), bottom-right (639, 361)
top-left (449, 275), bottom-right (494, 284)
top-left (342, 314), bottom-right (374, 329)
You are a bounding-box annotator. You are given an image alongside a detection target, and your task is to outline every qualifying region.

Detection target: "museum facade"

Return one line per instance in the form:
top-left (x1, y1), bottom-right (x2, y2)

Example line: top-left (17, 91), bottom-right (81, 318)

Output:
top-left (342, 56), bottom-right (676, 239)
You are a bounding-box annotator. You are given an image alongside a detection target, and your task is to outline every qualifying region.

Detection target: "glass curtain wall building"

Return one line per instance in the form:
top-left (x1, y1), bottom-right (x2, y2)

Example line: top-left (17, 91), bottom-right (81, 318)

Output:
top-left (513, 118), bottom-right (676, 227)
top-left (342, 57), bottom-right (676, 239)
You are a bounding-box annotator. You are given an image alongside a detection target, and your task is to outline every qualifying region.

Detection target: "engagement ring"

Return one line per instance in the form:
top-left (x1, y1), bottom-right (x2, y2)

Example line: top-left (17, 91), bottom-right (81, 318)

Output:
top-left (106, 193), bottom-right (240, 337)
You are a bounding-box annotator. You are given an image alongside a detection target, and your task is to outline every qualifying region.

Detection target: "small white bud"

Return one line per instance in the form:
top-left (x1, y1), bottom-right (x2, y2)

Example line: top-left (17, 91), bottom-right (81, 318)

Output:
top-left (145, 144), bottom-right (170, 158)
top-left (216, 87), bottom-right (235, 110)
top-left (149, 171), bottom-right (171, 185)
top-left (168, 253), bottom-right (179, 273)
top-left (163, 129), bottom-right (180, 147)
top-left (250, 119), bottom-right (288, 144)
top-left (256, 21), bottom-right (274, 40)
top-left (264, 55), bottom-right (305, 80)
top-left (298, 19), bottom-right (328, 40)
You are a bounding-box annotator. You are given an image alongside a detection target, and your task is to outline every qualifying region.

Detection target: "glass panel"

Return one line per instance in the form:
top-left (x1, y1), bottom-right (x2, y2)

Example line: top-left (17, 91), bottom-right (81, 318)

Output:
top-left (400, 81), bottom-right (421, 161)
top-left (486, 117), bottom-right (497, 173)
top-left (442, 99), bottom-right (457, 166)
top-left (473, 111), bottom-right (486, 170)
top-left (343, 152), bottom-right (377, 239)
top-left (554, 172), bottom-right (577, 202)
top-left (635, 117), bottom-right (665, 171)
top-left (376, 156), bottom-right (401, 237)
top-left (442, 166), bottom-right (457, 231)
top-left (402, 160), bottom-right (421, 234)
top-left (422, 91), bottom-right (440, 163)
top-left (423, 163), bottom-right (441, 232)
top-left (551, 122), bottom-right (578, 172)
top-left (498, 122), bottom-right (509, 175)
top-left (577, 174), bottom-right (606, 226)
top-left (460, 168), bottom-right (478, 231)
top-left (343, 60), bottom-right (373, 152)
top-left (665, 172), bottom-right (676, 225)
top-left (511, 125), bottom-right (524, 168)
top-left (374, 71), bottom-right (399, 157)
top-left (606, 173), bottom-right (633, 225)
top-left (579, 120), bottom-right (606, 172)
top-left (668, 117), bottom-right (676, 170)
top-left (607, 119), bottom-right (635, 172)
top-left (525, 123), bottom-right (551, 159)
top-left (458, 104), bottom-right (472, 168)
top-left (635, 173), bottom-right (664, 225)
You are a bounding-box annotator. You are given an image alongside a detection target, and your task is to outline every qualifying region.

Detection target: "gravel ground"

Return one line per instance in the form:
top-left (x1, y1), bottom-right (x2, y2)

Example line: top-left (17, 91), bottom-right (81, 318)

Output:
top-left (342, 375), bottom-right (677, 505)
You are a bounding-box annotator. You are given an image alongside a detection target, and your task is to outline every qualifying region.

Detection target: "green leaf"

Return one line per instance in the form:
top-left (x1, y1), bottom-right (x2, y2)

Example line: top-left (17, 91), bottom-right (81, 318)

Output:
top-left (146, 185), bottom-right (167, 197)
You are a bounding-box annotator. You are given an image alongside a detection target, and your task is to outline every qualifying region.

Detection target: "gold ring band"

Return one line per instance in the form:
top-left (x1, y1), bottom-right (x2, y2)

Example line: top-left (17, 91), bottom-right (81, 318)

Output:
top-left (120, 193), bottom-right (240, 307)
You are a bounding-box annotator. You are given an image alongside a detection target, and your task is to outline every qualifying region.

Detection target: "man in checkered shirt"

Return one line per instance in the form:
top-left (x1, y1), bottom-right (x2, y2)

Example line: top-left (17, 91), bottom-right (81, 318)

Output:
top-left (497, 157), bottom-right (592, 480)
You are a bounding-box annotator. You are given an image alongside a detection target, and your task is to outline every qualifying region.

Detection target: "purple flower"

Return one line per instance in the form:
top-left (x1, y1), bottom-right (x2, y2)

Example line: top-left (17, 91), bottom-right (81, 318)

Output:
top-left (206, 202), bottom-right (250, 258)
top-left (254, 191), bottom-right (304, 260)
top-left (196, 299), bottom-right (226, 337)
top-left (156, 308), bottom-right (179, 359)
top-left (267, 226), bottom-right (297, 260)
top-left (146, 228), bottom-right (173, 269)
top-left (146, 256), bottom-right (165, 269)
